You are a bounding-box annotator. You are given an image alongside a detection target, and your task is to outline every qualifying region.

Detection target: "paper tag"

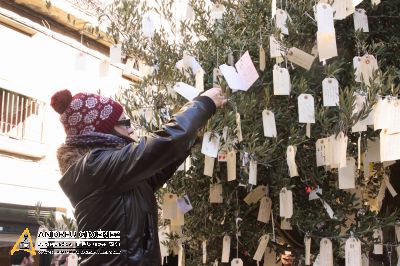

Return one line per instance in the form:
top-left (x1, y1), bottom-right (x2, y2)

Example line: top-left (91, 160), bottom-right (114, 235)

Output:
top-left (354, 9), bottom-right (369, 32)
top-left (286, 146), bottom-right (299, 177)
top-left (383, 174), bottom-right (397, 197)
top-left (322, 77), bottom-right (339, 106)
top-left (171, 205), bottom-right (184, 226)
top-left (273, 65), bottom-right (291, 95)
top-left (361, 254), bottom-right (369, 266)
top-left (395, 225), bottom-right (400, 243)
top-left (338, 157), bottom-right (356, 189)
top-left (352, 93), bottom-right (368, 132)
top-left (271, 0), bottom-right (277, 18)
top-left (110, 43), bottom-right (122, 64)
top-left (388, 99), bottom-right (400, 134)
top-left (316, 3), bottom-right (335, 33)
top-left (258, 197), bottom-right (272, 223)
top-left (373, 229), bottom-right (383, 254)
top-left (159, 225), bottom-right (170, 259)
top-left (380, 130), bottom-right (400, 162)
top-left (333, 0), bottom-right (347, 20)
top-left (236, 113), bottom-right (243, 142)
top-left (142, 12), bottom-right (159, 38)
top-left (317, 31), bottom-right (338, 61)
top-left (320, 238), bottom-right (333, 266)
top-left (174, 82), bottom-right (202, 101)
top-left (177, 195), bottom-right (193, 214)
top-left (279, 188), bottom-right (293, 218)
top-left (346, 0), bottom-right (356, 16)
top-left (321, 199), bottom-right (335, 219)
top-left (162, 193), bottom-right (178, 220)
top-left (262, 110), bottom-right (277, 137)
top-left (332, 132), bottom-right (348, 168)
top-left (222, 235), bottom-right (231, 263)
top-left (203, 240), bottom-right (207, 264)
top-left (359, 54), bottom-right (379, 86)
top-left (366, 138), bottom-right (381, 163)
top-left (298, 94), bottom-right (315, 123)
top-left (244, 185), bottom-right (268, 205)
top-left (287, 47), bottom-right (315, 70)
top-left (201, 132), bottom-right (221, 158)
top-left (231, 258), bottom-right (243, 266)
top-left (210, 184), bottom-right (223, 203)
top-left (196, 69), bottom-right (205, 92)
top-left (211, 3), bottom-right (226, 20)
top-left (260, 46), bottom-right (266, 71)
top-left (204, 155), bottom-right (215, 177)
top-left (276, 9), bottom-right (289, 35)
top-left (264, 247), bottom-right (277, 266)
top-left (281, 218), bottom-right (292, 230)
top-left (305, 237), bottom-right (311, 265)
top-left (249, 160), bottom-right (258, 185)
top-left (227, 149), bottom-right (237, 181)
top-left (345, 237), bottom-right (361, 266)
top-left (253, 235), bottom-right (270, 261)
top-left (178, 245), bottom-right (185, 266)
top-left (353, 56), bottom-right (362, 82)
top-left (374, 97), bottom-right (391, 130)
top-left (219, 51), bottom-right (259, 91)
top-left (67, 254), bottom-right (78, 266)
top-left (270, 35), bottom-right (283, 58)
top-left (316, 138), bottom-right (326, 167)
top-left (309, 187), bottom-right (322, 201)
top-left (213, 68), bottom-right (222, 87)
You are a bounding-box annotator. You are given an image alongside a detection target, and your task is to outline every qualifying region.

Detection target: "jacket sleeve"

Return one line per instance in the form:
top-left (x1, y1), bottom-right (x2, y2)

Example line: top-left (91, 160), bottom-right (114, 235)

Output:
top-left (86, 96), bottom-right (215, 194)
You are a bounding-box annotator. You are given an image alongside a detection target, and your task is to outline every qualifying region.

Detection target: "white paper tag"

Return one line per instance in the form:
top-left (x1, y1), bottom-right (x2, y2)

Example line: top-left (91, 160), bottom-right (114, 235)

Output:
top-left (227, 149), bottom-right (237, 181)
top-left (210, 183), bottom-right (223, 203)
top-left (170, 205), bottom-right (184, 226)
top-left (317, 31), bottom-right (338, 61)
top-left (177, 195), bottom-right (193, 214)
top-left (236, 113), bottom-right (243, 142)
top-left (273, 65), bottom-right (291, 95)
top-left (366, 138), bottom-right (381, 163)
top-left (219, 51), bottom-right (259, 91)
top-left (287, 47), bottom-right (315, 70)
top-left (262, 110), bottom-right (277, 137)
top-left (210, 3), bottom-right (226, 20)
top-left (286, 146), bottom-right (299, 177)
top-left (338, 157), bottom-right (356, 189)
top-left (316, 3), bottom-right (335, 33)
top-left (395, 225), bottom-right (400, 243)
top-left (231, 258), bottom-right (243, 266)
top-left (373, 229), bottom-right (383, 254)
top-left (279, 188), bottom-right (293, 218)
top-left (316, 138), bottom-right (327, 167)
top-left (322, 77), bottom-right (339, 106)
top-left (298, 94), bottom-right (315, 123)
top-left (346, 0), bottom-right (356, 16)
top-left (110, 44), bottom-right (122, 64)
top-left (352, 93), bottom-right (368, 132)
top-left (345, 237), bottom-right (361, 266)
top-left (258, 197), bottom-right (272, 223)
top-left (354, 9), bottom-right (369, 32)
top-left (388, 98), bottom-right (400, 134)
top-left (178, 244), bottom-right (185, 266)
top-left (249, 159), bottom-right (258, 185)
top-left (320, 238), bottom-right (333, 266)
top-left (331, 132), bottom-right (348, 168)
top-left (201, 132), bottom-right (221, 158)
top-left (244, 185), bottom-right (268, 205)
top-left (270, 36), bottom-right (283, 58)
top-left (202, 240), bottom-right (207, 264)
top-left (276, 9), bottom-right (289, 35)
top-left (271, 0), bottom-right (277, 18)
top-left (333, 0), bottom-right (347, 20)
top-left (173, 82), bottom-right (202, 101)
top-left (142, 12), bottom-right (159, 38)
top-left (159, 225), bottom-right (170, 259)
top-left (359, 54), bottom-right (379, 86)
top-left (380, 130), bottom-right (400, 162)
top-left (222, 235), bottom-right (231, 263)
top-left (374, 97), bottom-right (390, 130)
top-left (305, 237), bottom-right (311, 265)
top-left (259, 46), bottom-right (266, 71)
top-left (162, 193), bottom-right (178, 220)
top-left (196, 69), bottom-right (205, 92)
top-left (204, 155), bottom-right (215, 177)
top-left (253, 235), bottom-right (270, 261)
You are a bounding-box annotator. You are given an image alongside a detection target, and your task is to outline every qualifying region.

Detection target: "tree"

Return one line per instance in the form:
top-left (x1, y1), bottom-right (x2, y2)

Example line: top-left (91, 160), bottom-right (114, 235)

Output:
top-left (98, 0), bottom-right (400, 264)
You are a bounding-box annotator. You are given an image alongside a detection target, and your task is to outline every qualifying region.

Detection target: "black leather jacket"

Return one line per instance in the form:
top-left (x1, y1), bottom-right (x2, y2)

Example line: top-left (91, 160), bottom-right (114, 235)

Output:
top-left (59, 96), bottom-right (216, 265)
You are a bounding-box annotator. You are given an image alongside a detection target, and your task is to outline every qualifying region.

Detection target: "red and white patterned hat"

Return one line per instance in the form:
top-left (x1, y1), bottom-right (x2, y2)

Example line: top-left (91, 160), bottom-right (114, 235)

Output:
top-left (50, 89), bottom-right (123, 135)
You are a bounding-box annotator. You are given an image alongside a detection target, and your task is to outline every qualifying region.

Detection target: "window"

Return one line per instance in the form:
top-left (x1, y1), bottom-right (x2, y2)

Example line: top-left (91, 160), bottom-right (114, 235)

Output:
top-left (0, 88), bottom-right (45, 142)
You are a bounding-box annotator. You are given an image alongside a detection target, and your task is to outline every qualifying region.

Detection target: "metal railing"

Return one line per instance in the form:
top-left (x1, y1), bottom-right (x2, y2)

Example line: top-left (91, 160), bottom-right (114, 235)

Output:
top-left (0, 88), bottom-right (45, 142)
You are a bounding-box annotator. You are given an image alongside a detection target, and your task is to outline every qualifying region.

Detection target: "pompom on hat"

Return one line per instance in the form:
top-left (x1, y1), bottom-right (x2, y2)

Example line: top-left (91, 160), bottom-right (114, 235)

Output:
top-left (51, 89), bottom-right (123, 135)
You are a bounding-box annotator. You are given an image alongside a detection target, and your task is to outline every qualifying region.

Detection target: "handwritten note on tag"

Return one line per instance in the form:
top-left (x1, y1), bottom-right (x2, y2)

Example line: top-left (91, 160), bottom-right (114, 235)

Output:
top-left (249, 160), bottom-right (258, 185)
top-left (258, 197), bottom-right (272, 223)
top-left (222, 235), bottom-right (231, 263)
top-left (359, 54), bottom-right (379, 86)
top-left (286, 146), bottom-right (299, 177)
top-left (173, 82), bottom-right (202, 101)
top-left (316, 138), bottom-right (326, 167)
top-left (227, 149), bottom-right (237, 181)
top-left (177, 195), bottom-right (193, 214)
top-left (273, 65), bottom-right (291, 95)
top-left (204, 155), bottom-right (215, 177)
top-left (279, 188), bottom-right (293, 218)
top-left (201, 132), bottom-right (221, 158)
top-left (270, 36), bottom-right (283, 58)
top-left (253, 235), bottom-right (270, 261)
top-left (317, 31), bottom-right (338, 61)
top-left (338, 157), bottom-right (356, 189)
top-left (333, 0), bottom-right (347, 20)
top-left (259, 46), bottom-right (266, 71)
top-left (236, 113), bottom-right (243, 142)
top-left (345, 237), bottom-right (361, 266)
top-left (298, 94), bottom-right (315, 123)
top-left (287, 47), bottom-right (315, 70)
top-left (231, 258), bottom-right (243, 266)
top-left (210, 183), bottom-right (223, 203)
top-left (276, 9), bottom-right (289, 35)
top-left (162, 193), bottom-right (178, 220)
top-left (322, 77), bottom-right (339, 106)
top-left (316, 3), bottom-right (335, 32)
top-left (244, 185), bottom-right (267, 205)
top-left (354, 9), bottom-right (369, 32)
top-left (380, 130), bottom-right (400, 162)
top-left (320, 238), bottom-right (333, 266)
top-left (262, 110), bottom-right (277, 137)
top-left (210, 3), bottom-right (226, 20)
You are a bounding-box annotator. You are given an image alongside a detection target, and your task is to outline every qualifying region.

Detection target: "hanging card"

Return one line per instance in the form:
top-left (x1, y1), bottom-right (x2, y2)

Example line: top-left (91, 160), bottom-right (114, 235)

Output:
top-left (317, 31), bottom-right (338, 61)
top-left (322, 77), bottom-right (339, 106)
top-left (395, 225), bottom-right (400, 243)
top-left (346, 0), bottom-right (356, 16)
top-left (201, 132), bottom-right (221, 158)
top-left (249, 159), bottom-right (258, 185)
top-left (287, 47), bottom-right (315, 70)
top-left (210, 184), bottom-right (223, 203)
top-left (353, 56), bottom-right (362, 82)
top-left (316, 138), bottom-right (327, 167)
top-left (141, 12), bottom-right (158, 38)
top-left (173, 82), bottom-right (202, 101)
top-left (354, 9), bottom-right (369, 32)
top-left (298, 94), bottom-right (315, 123)
top-left (320, 238), bottom-right (333, 266)
top-left (380, 130), bottom-right (400, 162)
top-left (286, 146), bottom-right (299, 177)
top-left (305, 237), bottom-right (311, 265)
top-left (227, 149), bottom-right (237, 181)
top-left (309, 187), bottom-right (322, 201)
top-left (162, 193), bottom-right (178, 220)
top-left (352, 93), bottom-right (368, 132)
top-left (360, 54), bottom-right (379, 86)
top-left (333, 0), bottom-right (347, 20)
top-left (279, 188), bottom-right (293, 218)
top-left (345, 237), bottom-right (361, 266)
top-left (236, 113), bottom-right (243, 142)
top-left (211, 3), bottom-right (226, 20)
top-left (222, 235), bottom-right (231, 263)
top-left (231, 259), bottom-right (243, 266)
top-left (387, 98), bottom-right (400, 134)
top-left (316, 3), bottom-right (335, 33)
top-left (276, 9), bottom-right (289, 35)
top-left (204, 155), bottom-right (215, 177)
top-left (202, 240), bottom-right (207, 264)
top-left (365, 139), bottom-right (380, 163)
top-left (373, 97), bottom-right (391, 130)
top-left (258, 197), bottom-right (272, 223)
top-left (271, 0), bottom-right (277, 18)
top-left (338, 157), bottom-right (356, 189)
top-left (177, 195), bottom-right (193, 214)
top-left (244, 185), bottom-right (268, 205)
top-left (273, 65), bottom-right (291, 95)
top-left (264, 247), bottom-right (277, 266)
top-left (159, 225), bottom-right (170, 261)
top-left (260, 46), bottom-right (266, 71)
top-left (253, 235), bottom-right (270, 261)
top-left (262, 110), bottom-right (277, 137)
top-left (270, 36), bottom-right (283, 58)
top-left (373, 229), bottom-right (383, 254)
top-left (196, 69), bottom-right (205, 92)
top-left (170, 207), bottom-right (184, 226)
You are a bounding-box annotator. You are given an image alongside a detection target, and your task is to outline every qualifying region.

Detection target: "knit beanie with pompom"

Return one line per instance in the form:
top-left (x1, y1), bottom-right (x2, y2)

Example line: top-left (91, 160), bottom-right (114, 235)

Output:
top-left (50, 89), bottom-right (123, 136)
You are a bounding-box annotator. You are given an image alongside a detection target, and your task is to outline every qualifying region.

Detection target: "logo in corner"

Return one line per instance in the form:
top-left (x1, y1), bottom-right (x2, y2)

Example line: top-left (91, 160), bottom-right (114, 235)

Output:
top-left (10, 228), bottom-right (36, 256)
